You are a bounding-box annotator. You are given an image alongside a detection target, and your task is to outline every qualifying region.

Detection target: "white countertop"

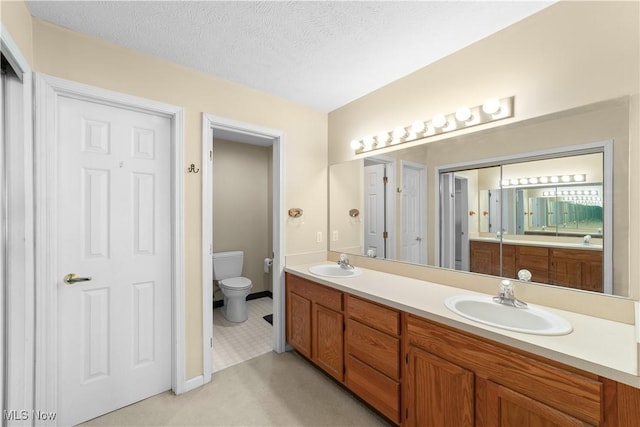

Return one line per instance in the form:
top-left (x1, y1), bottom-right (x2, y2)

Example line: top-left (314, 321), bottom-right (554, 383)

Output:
top-left (470, 236), bottom-right (603, 251)
top-left (285, 262), bottom-right (638, 387)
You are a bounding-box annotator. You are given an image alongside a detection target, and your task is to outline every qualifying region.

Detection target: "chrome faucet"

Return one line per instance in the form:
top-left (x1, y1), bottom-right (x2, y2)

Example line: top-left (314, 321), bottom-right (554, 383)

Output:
top-left (493, 279), bottom-right (528, 308)
top-left (337, 253), bottom-right (355, 270)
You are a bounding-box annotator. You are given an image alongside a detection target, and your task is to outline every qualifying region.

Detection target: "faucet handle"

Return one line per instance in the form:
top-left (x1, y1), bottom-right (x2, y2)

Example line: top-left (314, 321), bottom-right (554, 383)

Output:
top-left (499, 279), bottom-right (514, 298)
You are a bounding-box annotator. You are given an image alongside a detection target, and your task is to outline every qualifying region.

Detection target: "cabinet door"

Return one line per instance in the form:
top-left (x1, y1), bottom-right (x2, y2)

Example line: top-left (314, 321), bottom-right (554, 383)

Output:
top-left (405, 346), bottom-right (474, 427)
top-left (549, 249), bottom-right (603, 292)
top-left (515, 245), bottom-right (549, 283)
top-left (286, 291), bottom-right (312, 358)
top-left (470, 241), bottom-right (500, 276)
top-left (313, 304), bottom-right (344, 381)
top-left (486, 381), bottom-right (595, 427)
top-left (549, 257), bottom-right (582, 289)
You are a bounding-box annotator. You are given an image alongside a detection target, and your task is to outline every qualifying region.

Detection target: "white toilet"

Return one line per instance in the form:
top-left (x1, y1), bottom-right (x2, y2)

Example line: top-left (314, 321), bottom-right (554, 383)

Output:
top-left (212, 251), bottom-right (253, 322)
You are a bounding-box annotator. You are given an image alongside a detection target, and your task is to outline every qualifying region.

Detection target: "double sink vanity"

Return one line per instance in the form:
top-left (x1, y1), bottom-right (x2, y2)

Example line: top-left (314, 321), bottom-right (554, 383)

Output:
top-left (284, 259), bottom-right (640, 426)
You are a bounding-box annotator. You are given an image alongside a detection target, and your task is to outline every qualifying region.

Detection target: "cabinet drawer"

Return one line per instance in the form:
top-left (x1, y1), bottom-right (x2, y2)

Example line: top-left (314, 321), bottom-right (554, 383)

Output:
top-left (346, 295), bottom-right (399, 335)
top-left (287, 274), bottom-right (342, 311)
top-left (346, 355), bottom-right (400, 424)
top-left (346, 319), bottom-right (400, 379)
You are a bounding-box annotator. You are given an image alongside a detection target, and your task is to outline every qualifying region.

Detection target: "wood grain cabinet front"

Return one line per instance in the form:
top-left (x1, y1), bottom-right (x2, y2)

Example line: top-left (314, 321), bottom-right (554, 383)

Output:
top-left (345, 295), bottom-right (401, 424)
top-left (285, 273), bottom-right (344, 382)
top-left (469, 241), bottom-right (603, 292)
top-left (549, 248), bottom-right (603, 292)
top-left (285, 273), bottom-right (640, 427)
top-left (404, 314), bottom-right (606, 426)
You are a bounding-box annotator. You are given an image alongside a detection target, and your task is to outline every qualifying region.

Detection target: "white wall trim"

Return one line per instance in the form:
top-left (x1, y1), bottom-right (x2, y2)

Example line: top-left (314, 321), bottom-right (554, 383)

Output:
top-left (33, 73), bottom-right (186, 422)
top-left (1, 23), bottom-right (35, 420)
top-left (183, 375), bottom-right (205, 393)
top-left (201, 113), bottom-right (286, 384)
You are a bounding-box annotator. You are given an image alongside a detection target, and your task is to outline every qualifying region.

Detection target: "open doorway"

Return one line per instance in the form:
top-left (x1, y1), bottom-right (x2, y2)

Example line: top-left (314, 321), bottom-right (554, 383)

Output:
top-left (201, 114), bottom-right (285, 383)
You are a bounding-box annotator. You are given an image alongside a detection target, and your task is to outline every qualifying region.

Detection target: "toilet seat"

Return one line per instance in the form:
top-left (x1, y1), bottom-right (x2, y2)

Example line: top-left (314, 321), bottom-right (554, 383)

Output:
top-left (220, 277), bottom-right (252, 290)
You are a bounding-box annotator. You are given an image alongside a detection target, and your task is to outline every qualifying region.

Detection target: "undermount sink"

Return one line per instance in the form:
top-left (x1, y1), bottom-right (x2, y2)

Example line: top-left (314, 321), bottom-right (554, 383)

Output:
top-left (308, 264), bottom-right (362, 278)
top-left (444, 295), bottom-right (572, 336)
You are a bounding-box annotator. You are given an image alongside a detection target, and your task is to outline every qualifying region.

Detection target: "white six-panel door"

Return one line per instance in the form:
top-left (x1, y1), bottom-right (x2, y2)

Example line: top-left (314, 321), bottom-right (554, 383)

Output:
top-left (363, 163), bottom-right (386, 258)
top-left (56, 96), bottom-right (172, 425)
top-left (401, 163), bottom-right (425, 264)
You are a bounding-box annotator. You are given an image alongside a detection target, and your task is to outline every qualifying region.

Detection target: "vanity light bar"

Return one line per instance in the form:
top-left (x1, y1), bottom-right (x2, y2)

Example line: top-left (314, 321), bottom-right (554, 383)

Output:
top-left (350, 96), bottom-right (514, 154)
top-left (501, 174), bottom-right (586, 188)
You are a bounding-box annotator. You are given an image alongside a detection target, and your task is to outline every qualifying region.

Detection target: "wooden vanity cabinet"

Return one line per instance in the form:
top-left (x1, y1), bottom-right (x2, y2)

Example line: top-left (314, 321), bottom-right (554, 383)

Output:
top-left (285, 273), bottom-right (344, 381)
top-left (286, 272), bottom-right (640, 426)
top-left (549, 248), bottom-right (603, 292)
top-left (345, 295), bottom-right (401, 424)
top-left (470, 240), bottom-right (602, 291)
top-left (470, 240), bottom-right (501, 276)
top-left (404, 314), bottom-right (607, 427)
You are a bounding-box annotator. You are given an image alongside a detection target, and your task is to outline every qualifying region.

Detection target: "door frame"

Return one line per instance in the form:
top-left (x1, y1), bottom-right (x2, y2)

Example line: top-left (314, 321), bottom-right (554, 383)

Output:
top-left (2, 23), bottom-right (34, 418)
top-left (201, 113), bottom-right (286, 383)
top-left (34, 73), bottom-right (186, 418)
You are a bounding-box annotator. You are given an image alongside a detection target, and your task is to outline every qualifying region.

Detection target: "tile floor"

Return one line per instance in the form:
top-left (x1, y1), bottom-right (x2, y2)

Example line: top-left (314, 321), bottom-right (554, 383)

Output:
top-left (212, 297), bottom-right (273, 372)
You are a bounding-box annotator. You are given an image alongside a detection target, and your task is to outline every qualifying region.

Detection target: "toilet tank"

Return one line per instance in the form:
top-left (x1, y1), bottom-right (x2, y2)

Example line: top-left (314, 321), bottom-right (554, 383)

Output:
top-left (212, 251), bottom-right (244, 280)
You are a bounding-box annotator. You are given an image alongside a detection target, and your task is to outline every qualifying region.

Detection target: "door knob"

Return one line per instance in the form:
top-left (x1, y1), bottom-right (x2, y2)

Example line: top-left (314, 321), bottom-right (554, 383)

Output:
top-left (415, 237), bottom-right (422, 241)
top-left (64, 273), bottom-right (92, 285)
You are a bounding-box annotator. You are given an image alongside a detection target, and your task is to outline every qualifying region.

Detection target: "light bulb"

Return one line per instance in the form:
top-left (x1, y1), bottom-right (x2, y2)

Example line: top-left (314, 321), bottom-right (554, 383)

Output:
top-left (393, 126), bottom-right (407, 140)
top-left (455, 107), bottom-right (472, 122)
top-left (550, 176), bottom-right (560, 183)
top-left (411, 120), bottom-right (426, 134)
top-left (561, 175), bottom-right (571, 182)
top-left (501, 179), bottom-right (509, 186)
top-left (519, 178), bottom-right (528, 185)
top-left (350, 139), bottom-right (362, 150)
top-left (528, 177), bottom-right (539, 184)
top-left (377, 131), bottom-right (389, 145)
top-left (432, 114), bottom-right (447, 129)
top-left (482, 98), bottom-right (501, 115)
top-left (573, 174), bottom-right (585, 182)
top-left (509, 179), bottom-right (518, 185)
top-left (363, 136), bottom-right (374, 150)
top-left (539, 177), bottom-right (549, 184)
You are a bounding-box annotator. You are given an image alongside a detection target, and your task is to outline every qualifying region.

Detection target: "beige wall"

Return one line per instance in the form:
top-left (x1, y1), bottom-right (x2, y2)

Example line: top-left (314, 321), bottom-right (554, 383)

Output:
top-left (28, 19), bottom-right (327, 378)
top-left (212, 139), bottom-right (272, 299)
top-left (329, 159), bottom-right (363, 254)
top-left (328, 1), bottom-right (640, 301)
top-left (1, 0), bottom-right (34, 66)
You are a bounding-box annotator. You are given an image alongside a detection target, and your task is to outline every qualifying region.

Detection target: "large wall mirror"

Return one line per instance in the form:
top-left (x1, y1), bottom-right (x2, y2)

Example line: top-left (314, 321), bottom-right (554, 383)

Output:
top-left (329, 98), bottom-right (630, 297)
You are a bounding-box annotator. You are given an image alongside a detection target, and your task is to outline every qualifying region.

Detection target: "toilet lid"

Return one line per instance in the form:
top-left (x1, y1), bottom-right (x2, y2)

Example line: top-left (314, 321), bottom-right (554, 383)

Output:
top-left (220, 277), bottom-right (252, 290)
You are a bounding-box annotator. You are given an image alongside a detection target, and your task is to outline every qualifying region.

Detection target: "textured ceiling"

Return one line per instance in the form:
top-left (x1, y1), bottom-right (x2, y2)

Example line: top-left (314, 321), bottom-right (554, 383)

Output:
top-left (26, 1), bottom-right (553, 112)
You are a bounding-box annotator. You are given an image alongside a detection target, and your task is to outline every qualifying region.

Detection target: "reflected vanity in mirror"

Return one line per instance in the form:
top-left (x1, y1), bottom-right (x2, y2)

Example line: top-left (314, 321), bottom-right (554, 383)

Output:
top-left (329, 98), bottom-right (629, 297)
top-left (440, 151), bottom-right (610, 293)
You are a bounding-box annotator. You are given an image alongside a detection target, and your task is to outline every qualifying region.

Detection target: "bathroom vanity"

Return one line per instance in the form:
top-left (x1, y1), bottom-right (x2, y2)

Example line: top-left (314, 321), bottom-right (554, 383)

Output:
top-left (469, 239), bottom-right (603, 292)
top-left (284, 266), bottom-right (640, 426)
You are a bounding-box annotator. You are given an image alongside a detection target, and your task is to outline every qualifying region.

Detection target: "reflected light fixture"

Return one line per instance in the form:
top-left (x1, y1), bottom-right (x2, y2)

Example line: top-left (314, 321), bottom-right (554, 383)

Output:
top-left (501, 174), bottom-right (588, 187)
